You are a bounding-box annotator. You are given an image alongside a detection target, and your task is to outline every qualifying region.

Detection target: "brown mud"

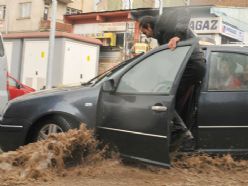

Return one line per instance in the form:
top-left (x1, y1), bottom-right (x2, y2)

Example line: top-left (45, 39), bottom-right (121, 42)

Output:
top-left (1, 125), bottom-right (248, 186)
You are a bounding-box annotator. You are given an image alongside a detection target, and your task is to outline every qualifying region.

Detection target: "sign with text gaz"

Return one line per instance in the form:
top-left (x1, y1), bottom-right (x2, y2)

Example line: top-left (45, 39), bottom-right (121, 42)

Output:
top-left (190, 17), bottom-right (222, 34)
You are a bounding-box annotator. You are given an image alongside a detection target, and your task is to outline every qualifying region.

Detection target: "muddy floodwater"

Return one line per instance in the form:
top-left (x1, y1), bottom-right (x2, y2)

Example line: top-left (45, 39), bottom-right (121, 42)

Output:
top-left (1, 125), bottom-right (248, 186)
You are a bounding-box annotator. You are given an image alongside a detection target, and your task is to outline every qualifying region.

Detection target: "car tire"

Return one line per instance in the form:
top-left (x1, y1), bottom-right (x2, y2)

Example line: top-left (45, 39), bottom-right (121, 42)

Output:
top-left (32, 115), bottom-right (77, 142)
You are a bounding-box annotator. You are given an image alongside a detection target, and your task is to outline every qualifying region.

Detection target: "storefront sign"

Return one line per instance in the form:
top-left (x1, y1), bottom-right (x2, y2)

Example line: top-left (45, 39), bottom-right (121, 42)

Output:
top-left (84, 32), bottom-right (104, 37)
top-left (222, 23), bottom-right (244, 42)
top-left (190, 17), bottom-right (222, 34)
top-left (99, 22), bottom-right (127, 32)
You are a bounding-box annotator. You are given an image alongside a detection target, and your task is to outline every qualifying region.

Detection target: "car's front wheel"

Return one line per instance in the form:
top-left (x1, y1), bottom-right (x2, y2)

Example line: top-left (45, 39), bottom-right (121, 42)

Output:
top-left (32, 116), bottom-right (76, 141)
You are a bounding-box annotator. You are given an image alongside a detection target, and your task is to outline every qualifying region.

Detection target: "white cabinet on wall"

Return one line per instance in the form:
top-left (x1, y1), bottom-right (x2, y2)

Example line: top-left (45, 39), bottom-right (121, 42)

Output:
top-left (4, 42), bottom-right (13, 72)
top-left (21, 40), bottom-right (48, 90)
top-left (4, 32), bottom-right (101, 90)
top-left (62, 41), bottom-right (98, 85)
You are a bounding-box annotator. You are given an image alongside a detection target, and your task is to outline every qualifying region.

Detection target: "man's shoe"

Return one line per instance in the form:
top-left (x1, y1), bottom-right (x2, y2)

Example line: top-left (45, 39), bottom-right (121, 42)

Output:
top-left (170, 129), bottom-right (194, 152)
top-left (184, 130), bottom-right (194, 140)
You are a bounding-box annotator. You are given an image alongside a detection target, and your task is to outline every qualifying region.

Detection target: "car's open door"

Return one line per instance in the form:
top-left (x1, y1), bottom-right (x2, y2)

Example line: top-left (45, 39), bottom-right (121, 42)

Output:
top-left (96, 40), bottom-right (197, 167)
top-left (0, 33), bottom-right (8, 116)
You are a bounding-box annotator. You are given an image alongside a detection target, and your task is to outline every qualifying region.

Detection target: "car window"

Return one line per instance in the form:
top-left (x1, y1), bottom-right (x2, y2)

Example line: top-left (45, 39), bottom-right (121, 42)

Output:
top-left (8, 77), bottom-right (17, 87)
top-left (93, 53), bottom-right (143, 86)
top-left (208, 52), bottom-right (248, 91)
top-left (116, 46), bottom-right (191, 94)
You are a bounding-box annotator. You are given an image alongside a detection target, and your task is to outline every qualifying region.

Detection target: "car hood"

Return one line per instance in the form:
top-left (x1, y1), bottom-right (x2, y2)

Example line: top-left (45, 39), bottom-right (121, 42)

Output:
top-left (4, 84), bottom-right (102, 120)
top-left (10, 86), bottom-right (92, 102)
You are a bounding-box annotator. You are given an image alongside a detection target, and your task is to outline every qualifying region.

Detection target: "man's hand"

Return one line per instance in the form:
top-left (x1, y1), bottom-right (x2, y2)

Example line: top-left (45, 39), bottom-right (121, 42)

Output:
top-left (168, 37), bottom-right (180, 50)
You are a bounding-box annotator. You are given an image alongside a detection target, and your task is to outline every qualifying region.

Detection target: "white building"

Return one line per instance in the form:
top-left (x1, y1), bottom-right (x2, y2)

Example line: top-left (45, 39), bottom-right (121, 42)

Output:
top-left (190, 6), bottom-right (248, 45)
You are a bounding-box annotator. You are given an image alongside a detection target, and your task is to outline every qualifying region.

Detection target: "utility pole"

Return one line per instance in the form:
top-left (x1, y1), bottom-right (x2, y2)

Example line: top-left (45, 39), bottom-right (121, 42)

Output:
top-left (128, 0), bottom-right (132, 9)
top-left (159, 0), bottom-right (163, 15)
top-left (185, 0), bottom-right (190, 6)
top-left (46, 0), bottom-right (57, 89)
top-left (4, 5), bottom-right (8, 34)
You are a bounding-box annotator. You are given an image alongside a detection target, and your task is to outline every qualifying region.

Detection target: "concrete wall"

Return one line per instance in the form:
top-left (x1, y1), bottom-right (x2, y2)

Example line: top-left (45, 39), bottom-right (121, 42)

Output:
top-left (97, 0), bottom-right (123, 11)
top-left (97, 0), bottom-right (108, 11)
top-left (82, 0), bottom-right (95, 12)
top-left (56, 2), bottom-right (67, 22)
top-left (190, 0), bottom-right (248, 7)
top-left (108, 0), bottom-right (122, 11)
top-left (3, 39), bottom-right (23, 79)
top-left (132, 0), bottom-right (155, 9)
top-left (162, 0), bottom-right (185, 6)
top-left (68, 0), bottom-right (83, 10)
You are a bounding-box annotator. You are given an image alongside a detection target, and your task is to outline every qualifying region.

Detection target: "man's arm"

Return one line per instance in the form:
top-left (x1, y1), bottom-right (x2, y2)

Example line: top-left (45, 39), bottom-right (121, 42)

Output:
top-left (168, 36), bottom-right (180, 49)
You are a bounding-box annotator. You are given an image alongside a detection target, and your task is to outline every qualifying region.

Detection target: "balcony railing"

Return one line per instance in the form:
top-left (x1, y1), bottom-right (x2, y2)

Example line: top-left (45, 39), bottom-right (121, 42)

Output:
top-left (39, 20), bottom-right (72, 32)
top-left (58, 0), bottom-right (73, 4)
top-left (44, 0), bottom-right (73, 5)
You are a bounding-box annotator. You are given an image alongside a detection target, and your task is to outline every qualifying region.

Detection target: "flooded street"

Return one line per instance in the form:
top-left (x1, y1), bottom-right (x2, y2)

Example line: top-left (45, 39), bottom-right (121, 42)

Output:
top-left (1, 126), bottom-right (248, 186)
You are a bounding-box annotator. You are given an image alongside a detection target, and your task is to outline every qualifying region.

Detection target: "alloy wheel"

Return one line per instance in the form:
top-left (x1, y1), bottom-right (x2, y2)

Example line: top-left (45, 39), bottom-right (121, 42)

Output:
top-left (37, 123), bottom-right (63, 140)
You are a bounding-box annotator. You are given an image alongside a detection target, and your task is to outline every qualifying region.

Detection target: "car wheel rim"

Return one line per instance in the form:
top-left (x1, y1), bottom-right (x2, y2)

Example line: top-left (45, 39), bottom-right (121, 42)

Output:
top-left (37, 124), bottom-right (63, 141)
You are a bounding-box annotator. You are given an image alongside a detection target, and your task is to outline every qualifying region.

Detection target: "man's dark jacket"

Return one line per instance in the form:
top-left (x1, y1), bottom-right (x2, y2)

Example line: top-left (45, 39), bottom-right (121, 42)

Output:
top-left (154, 8), bottom-right (195, 45)
top-left (153, 7), bottom-right (205, 97)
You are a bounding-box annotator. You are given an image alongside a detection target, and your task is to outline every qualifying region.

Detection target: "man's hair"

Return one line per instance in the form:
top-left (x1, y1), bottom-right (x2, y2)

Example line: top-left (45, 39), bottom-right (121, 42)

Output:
top-left (139, 16), bottom-right (156, 30)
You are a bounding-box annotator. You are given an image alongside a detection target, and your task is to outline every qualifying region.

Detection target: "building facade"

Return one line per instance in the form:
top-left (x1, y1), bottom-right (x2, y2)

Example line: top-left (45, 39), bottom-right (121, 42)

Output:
top-left (82, 0), bottom-right (95, 13)
top-left (65, 10), bottom-right (135, 74)
top-left (97, 0), bottom-right (122, 11)
top-left (190, 0), bottom-right (248, 7)
top-left (188, 6), bottom-right (248, 45)
top-left (161, 0), bottom-right (186, 7)
top-left (132, 0), bottom-right (156, 9)
top-left (95, 0), bottom-right (187, 11)
top-left (0, 0), bottom-right (83, 34)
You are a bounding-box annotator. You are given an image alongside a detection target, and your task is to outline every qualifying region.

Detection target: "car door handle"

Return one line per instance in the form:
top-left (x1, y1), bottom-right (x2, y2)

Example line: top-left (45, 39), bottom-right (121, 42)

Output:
top-left (151, 106), bottom-right (168, 112)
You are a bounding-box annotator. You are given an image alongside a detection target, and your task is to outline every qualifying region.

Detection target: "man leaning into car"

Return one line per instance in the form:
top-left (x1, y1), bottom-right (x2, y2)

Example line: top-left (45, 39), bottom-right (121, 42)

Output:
top-left (138, 7), bottom-right (206, 145)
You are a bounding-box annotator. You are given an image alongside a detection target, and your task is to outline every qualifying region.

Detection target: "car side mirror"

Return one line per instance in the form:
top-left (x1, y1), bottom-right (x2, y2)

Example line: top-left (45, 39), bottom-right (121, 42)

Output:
top-left (102, 79), bottom-right (115, 92)
top-left (16, 83), bottom-right (21, 89)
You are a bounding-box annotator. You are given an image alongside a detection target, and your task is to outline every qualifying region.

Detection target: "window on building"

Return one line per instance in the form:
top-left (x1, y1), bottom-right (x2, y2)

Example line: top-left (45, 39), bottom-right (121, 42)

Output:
top-left (221, 35), bottom-right (240, 45)
top-left (66, 7), bottom-right (82, 15)
top-left (0, 5), bottom-right (6, 20)
top-left (19, 2), bottom-right (31, 18)
top-left (116, 33), bottom-right (124, 48)
top-left (208, 52), bottom-right (248, 91)
top-left (43, 6), bottom-right (49, 20)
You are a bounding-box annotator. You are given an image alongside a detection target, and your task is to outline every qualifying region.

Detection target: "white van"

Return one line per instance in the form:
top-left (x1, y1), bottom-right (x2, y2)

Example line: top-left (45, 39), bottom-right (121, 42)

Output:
top-left (0, 33), bottom-right (8, 116)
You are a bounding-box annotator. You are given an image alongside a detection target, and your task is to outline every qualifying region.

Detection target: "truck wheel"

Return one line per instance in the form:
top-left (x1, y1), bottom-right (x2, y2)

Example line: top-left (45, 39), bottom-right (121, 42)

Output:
top-left (33, 116), bottom-right (74, 141)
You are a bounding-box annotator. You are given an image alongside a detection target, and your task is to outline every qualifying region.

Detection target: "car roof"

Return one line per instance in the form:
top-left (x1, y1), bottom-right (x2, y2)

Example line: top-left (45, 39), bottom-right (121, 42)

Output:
top-left (201, 45), bottom-right (248, 51)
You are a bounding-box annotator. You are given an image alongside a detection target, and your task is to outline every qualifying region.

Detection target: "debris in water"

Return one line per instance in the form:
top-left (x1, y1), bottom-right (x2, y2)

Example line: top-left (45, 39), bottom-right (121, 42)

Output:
top-left (1, 124), bottom-right (248, 186)
top-left (0, 124), bottom-right (110, 185)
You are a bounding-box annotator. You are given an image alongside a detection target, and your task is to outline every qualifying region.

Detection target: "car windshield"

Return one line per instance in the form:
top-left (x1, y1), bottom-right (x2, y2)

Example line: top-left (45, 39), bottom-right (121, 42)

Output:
top-left (82, 53), bottom-right (144, 86)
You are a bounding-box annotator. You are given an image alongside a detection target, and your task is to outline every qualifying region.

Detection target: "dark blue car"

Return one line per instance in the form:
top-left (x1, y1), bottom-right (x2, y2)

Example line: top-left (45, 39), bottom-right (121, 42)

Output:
top-left (1, 39), bottom-right (248, 167)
